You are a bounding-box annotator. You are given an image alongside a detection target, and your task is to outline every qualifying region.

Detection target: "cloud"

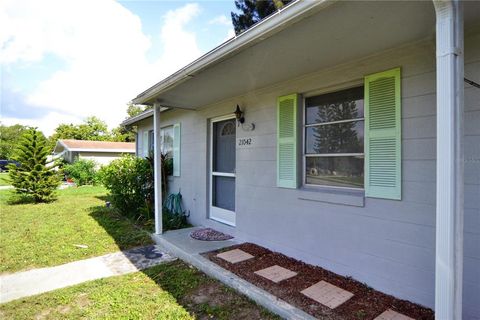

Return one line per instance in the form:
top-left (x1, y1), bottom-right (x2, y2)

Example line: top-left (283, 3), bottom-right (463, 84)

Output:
top-left (1, 112), bottom-right (81, 136)
top-left (0, 0), bottom-right (204, 136)
top-left (153, 3), bottom-right (202, 78)
top-left (208, 14), bottom-right (231, 26)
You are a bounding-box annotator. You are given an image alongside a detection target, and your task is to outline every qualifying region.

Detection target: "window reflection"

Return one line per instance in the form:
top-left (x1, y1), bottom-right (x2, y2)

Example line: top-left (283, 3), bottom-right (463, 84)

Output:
top-left (304, 87), bottom-right (365, 189)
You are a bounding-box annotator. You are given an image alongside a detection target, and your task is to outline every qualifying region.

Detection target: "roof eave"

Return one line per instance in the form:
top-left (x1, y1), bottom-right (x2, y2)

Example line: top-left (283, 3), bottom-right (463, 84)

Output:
top-left (131, 0), bottom-right (334, 105)
top-left (66, 148), bottom-right (136, 153)
top-left (121, 109), bottom-right (154, 127)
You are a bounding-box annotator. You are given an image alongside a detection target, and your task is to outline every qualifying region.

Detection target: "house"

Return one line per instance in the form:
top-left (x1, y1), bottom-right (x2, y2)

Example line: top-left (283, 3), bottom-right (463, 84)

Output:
top-left (122, 108), bottom-right (175, 160)
top-left (125, 1), bottom-right (479, 318)
top-left (53, 139), bottom-right (135, 165)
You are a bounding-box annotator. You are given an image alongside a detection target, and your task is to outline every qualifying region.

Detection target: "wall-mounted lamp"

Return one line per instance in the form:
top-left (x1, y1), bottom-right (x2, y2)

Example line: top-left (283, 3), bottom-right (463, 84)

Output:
top-left (234, 105), bottom-right (244, 124)
top-left (234, 104), bottom-right (255, 131)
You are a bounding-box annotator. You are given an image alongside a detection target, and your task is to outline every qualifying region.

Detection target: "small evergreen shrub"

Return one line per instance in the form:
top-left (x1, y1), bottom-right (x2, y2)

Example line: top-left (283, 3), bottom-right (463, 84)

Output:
top-left (63, 159), bottom-right (98, 186)
top-left (8, 128), bottom-right (61, 203)
top-left (98, 155), bottom-right (153, 221)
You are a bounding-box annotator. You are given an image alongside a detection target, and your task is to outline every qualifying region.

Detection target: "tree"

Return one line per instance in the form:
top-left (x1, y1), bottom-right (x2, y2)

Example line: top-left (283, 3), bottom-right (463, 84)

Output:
top-left (231, 0), bottom-right (292, 35)
top-left (311, 100), bottom-right (363, 177)
top-left (8, 128), bottom-right (61, 203)
top-left (48, 116), bottom-right (112, 150)
top-left (126, 104), bottom-right (150, 118)
top-left (0, 123), bottom-right (28, 159)
top-left (111, 125), bottom-right (135, 142)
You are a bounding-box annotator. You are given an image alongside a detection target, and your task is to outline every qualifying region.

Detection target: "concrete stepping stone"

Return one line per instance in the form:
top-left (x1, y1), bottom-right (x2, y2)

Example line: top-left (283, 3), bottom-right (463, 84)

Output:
top-left (301, 280), bottom-right (354, 309)
top-left (374, 309), bottom-right (415, 320)
top-left (254, 265), bottom-right (297, 283)
top-left (216, 249), bottom-right (254, 263)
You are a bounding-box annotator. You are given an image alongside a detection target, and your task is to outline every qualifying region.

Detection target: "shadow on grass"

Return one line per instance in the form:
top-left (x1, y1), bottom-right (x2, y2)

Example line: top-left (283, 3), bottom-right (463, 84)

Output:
top-left (87, 204), bottom-right (278, 320)
top-left (88, 205), bottom-right (153, 250)
top-left (6, 194), bottom-right (51, 205)
top-left (94, 195), bottom-right (109, 202)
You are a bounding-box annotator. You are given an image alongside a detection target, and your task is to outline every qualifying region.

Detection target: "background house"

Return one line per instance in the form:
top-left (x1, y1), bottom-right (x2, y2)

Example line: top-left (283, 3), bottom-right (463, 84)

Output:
top-left (53, 139), bottom-right (135, 165)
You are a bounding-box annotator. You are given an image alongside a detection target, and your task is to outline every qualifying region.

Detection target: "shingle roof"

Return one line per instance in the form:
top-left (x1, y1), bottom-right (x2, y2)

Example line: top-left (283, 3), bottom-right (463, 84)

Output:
top-left (59, 139), bottom-right (135, 152)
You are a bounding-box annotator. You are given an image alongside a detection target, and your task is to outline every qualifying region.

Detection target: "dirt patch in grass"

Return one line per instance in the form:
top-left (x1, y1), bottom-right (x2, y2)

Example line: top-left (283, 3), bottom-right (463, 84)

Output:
top-left (1, 260), bottom-right (279, 320)
top-left (184, 281), bottom-right (278, 320)
top-left (148, 260), bottom-right (281, 320)
top-left (204, 243), bottom-right (434, 320)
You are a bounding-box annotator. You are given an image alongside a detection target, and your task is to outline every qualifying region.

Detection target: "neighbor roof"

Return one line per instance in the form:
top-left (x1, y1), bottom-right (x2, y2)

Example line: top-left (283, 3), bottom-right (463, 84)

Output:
top-left (55, 139), bottom-right (135, 153)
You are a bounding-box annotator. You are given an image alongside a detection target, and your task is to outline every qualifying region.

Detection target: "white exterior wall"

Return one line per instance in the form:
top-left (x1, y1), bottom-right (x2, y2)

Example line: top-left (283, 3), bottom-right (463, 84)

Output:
top-left (77, 152), bottom-right (132, 166)
top-left (143, 34), bottom-right (479, 317)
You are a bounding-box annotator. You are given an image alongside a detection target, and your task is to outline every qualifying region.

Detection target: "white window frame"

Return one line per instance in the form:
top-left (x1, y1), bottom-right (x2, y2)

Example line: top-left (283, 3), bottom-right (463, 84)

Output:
top-left (302, 86), bottom-right (366, 191)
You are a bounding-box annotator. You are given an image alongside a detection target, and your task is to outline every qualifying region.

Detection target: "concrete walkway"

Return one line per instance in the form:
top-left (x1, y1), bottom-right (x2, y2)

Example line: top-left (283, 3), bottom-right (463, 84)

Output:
top-left (153, 227), bottom-right (317, 320)
top-left (0, 245), bottom-right (175, 303)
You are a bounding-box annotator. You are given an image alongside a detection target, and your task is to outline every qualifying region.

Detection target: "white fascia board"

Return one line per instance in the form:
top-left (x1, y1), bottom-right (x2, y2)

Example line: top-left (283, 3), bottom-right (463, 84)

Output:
top-left (68, 148), bottom-right (136, 153)
top-left (132, 0), bottom-right (334, 105)
top-left (121, 109), bottom-right (154, 127)
top-left (121, 106), bottom-right (170, 127)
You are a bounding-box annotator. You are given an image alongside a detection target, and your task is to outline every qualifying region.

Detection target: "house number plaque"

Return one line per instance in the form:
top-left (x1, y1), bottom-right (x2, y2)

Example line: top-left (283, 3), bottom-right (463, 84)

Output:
top-left (237, 137), bottom-right (254, 147)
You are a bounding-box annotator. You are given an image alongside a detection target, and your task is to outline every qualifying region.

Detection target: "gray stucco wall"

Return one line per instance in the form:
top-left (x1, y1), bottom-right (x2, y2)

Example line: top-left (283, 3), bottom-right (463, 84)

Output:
top-left (137, 33), bottom-right (480, 317)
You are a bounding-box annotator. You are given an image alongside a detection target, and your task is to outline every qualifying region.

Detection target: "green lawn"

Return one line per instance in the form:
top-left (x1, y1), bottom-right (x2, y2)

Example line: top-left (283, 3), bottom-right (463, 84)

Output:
top-left (0, 173), bottom-right (11, 186)
top-left (0, 186), bottom-right (153, 273)
top-left (0, 260), bottom-right (280, 320)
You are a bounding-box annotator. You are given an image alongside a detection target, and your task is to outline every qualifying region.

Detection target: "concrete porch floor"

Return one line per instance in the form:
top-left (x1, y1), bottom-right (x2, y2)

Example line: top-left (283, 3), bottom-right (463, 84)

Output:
top-left (152, 226), bottom-right (316, 320)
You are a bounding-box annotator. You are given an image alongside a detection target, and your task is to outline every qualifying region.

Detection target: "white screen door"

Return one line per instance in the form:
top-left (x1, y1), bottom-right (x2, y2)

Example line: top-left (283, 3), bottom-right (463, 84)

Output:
top-left (210, 116), bottom-right (236, 226)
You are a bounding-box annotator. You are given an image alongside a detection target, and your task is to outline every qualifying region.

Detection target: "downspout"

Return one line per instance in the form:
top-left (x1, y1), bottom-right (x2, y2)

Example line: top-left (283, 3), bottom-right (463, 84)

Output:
top-left (433, 0), bottom-right (464, 319)
top-left (153, 103), bottom-right (163, 234)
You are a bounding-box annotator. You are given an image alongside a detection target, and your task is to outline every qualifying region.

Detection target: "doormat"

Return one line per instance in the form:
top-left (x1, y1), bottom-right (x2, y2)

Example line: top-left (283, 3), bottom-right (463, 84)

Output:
top-left (190, 228), bottom-right (234, 241)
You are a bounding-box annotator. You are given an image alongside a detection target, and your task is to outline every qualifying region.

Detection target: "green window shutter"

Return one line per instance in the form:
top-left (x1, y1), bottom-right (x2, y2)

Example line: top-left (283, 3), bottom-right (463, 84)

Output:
top-left (277, 94), bottom-right (298, 188)
top-left (173, 123), bottom-right (181, 177)
top-left (365, 68), bottom-right (402, 200)
top-left (142, 131), bottom-right (149, 157)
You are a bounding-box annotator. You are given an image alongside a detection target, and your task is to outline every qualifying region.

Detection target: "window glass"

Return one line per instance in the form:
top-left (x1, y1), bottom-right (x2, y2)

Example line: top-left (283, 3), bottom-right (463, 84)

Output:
top-left (304, 87), bottom-right (364, 189)
top-left (305, 156), bottom-right (364, 188)
top-left (160, 126), bottom-right (174, 158)
top-left (305, 87), bottom-right (364, 124)
top-left (148, 130), bottom-right (154, 156)
top-left (212, 176), bottom-right (235, 211)
top-left (213, 119), bottom-right (236, 173)
top-left (305, 121), bottom-right (364, 154)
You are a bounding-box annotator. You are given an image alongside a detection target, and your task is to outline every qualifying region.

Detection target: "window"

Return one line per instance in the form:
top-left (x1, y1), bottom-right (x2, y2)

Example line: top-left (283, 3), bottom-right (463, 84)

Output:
top-left (148, 130), bottom-right (154, 156)
top-left (304, 87), bottom-right (364, 189)
top-left (160, 126), bottom-right (174, 158)
top-left (147, 126), bottom-right (174, 158)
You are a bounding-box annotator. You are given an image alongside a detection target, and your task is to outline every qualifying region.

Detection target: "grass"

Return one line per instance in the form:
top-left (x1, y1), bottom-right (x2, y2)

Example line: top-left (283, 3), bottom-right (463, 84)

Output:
top-left (0, 260), bottom-right (281, 320)
top-left (0, 185), bottom-right (153, 273)
top-left (0, 173), bottom-right (11, 186)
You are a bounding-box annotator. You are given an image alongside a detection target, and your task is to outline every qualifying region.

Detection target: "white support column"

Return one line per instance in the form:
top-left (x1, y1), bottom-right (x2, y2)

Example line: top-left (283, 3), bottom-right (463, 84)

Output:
top-left (433, 1), bottom-right (464, 319)
top-left (153, 103), bottom-right (163, 234)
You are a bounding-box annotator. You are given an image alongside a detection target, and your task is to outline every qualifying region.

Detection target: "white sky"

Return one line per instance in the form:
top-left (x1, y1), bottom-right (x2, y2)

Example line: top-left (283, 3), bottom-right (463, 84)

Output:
top-left (0, 0), bottom-right (236, 135)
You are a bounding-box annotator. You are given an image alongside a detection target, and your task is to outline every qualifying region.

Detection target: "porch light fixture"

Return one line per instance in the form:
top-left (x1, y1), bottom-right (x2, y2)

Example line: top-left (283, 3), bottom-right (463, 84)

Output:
top-left (234, 105), bottom-right (255, 131)
top-left (234, 105), bottom-right (244, 124)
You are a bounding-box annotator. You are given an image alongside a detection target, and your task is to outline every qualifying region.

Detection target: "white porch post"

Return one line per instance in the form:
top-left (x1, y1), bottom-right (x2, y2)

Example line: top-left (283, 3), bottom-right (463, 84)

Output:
top-left (153, 103), bottom-right (163, 234)
top-left (433, 1), bottom-right (464, 319)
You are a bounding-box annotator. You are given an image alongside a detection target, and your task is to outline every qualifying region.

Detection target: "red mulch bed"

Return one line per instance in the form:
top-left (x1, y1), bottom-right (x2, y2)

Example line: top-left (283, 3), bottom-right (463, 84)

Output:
top-left (203, 243), bottom-right (434, 320)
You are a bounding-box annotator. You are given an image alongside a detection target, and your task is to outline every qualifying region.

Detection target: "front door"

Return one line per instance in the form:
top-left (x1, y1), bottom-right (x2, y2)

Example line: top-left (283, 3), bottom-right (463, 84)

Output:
top-left (210, 116), bottom-right (236, 226)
